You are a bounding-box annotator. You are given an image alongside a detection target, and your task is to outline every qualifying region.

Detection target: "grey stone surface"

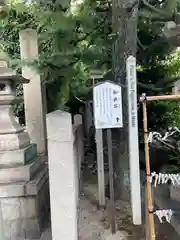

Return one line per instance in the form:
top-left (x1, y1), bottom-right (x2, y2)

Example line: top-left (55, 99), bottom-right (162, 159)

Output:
top-left (0, 131), bottom-right (30, 151)
top-left (0, 55), bottom-right (29, 153)
top-left (3, 217), bottom-right (41, 240)
top-left (102, 230), bottom-right (128, 240)
top-left (0, 144), bottom-right (37, 167)
top-left (1, 197), bottom-right (37, 221)
top-left (46, 110), bottom-right (79, 240)
top-left (0, 154), bottom-right (44, 183)
top-left (0, 164), bottom-right (49, 239)
top-left (0, 50), bottom-right (49, 240)
top-left (170, 185), bottom-right (180, 201)
top-left (40, 225), bottom-right (52, 240)
top-left (0, 163), bottom-right (48, 198)
top-left (19, 29), bottom-right (47, 154)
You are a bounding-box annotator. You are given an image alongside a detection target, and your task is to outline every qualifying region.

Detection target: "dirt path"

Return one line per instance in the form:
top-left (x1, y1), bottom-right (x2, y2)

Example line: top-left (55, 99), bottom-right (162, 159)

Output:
top-left (78, 194), bottom-right (104, 240)
top-left (78, 194), bottom-right (131, 240)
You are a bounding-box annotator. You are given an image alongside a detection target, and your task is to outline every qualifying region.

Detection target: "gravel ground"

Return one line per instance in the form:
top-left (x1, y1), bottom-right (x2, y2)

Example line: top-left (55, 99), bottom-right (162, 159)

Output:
top-left (78, 194), bottom-right (105, 240)
top-left (78, 193), bottom-right (132, 240)
top-left (41, 194), bottom-right (131, 240)
top-left (41, 169), bottom-right (180, 240)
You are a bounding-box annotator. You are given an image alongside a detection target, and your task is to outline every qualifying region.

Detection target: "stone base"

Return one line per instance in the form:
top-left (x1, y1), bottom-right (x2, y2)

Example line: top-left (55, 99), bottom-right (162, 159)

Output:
top-left (0, 131), bottom-right (30, 151)
top-left (0, 163), bottom-right (49, 240)
top-left (0, 154), bottom-right (44, 183)
top-left (0, 144), bottom-right (37, 167)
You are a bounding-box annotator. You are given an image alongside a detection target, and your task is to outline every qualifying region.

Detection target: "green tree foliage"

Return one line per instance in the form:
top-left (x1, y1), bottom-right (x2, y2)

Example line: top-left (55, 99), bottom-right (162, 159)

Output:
top-left (0, 0), bottom-right (111, 114)
top-left (136, 0), bottom-right (180, 131)
top-left (1, 0), bottom-right (180, 131)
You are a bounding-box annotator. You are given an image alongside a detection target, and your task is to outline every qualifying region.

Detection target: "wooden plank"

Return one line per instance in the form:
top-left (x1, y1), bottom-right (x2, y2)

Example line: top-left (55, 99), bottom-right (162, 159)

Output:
top-left (96, 129), bottom-right (106, 207)
top-left (140, 94), bottom-right (180, 102)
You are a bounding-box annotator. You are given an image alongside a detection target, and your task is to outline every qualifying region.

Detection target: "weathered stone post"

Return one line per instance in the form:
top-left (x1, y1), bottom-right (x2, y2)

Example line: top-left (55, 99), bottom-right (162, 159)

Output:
top-left (46, 110), bottom-right (78, 240)
top-left (19, 28), bottom-right (47, 155)
top-left (0, 51), bottom-right (49, 240)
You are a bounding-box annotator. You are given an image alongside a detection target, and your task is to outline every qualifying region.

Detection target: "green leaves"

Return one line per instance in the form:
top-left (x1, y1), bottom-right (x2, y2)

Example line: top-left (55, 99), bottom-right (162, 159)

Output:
top-left (2, 0), bottom-right (179, 128)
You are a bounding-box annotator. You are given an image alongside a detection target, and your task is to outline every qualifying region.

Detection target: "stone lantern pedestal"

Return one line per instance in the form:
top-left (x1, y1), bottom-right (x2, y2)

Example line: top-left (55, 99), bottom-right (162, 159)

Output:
top-left (0, 52), bottom-right (49, 240)
top-left (0, 76), bottom-right (30, 152)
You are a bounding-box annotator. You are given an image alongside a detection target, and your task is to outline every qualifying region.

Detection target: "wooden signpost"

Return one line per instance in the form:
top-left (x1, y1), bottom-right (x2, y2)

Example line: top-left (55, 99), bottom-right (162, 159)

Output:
top-left (139, 93), bottom-right (180, 240)
top-left (93, 81), bottom-right (123, 233)
top-left (90, 71), bottom-right (106, 207)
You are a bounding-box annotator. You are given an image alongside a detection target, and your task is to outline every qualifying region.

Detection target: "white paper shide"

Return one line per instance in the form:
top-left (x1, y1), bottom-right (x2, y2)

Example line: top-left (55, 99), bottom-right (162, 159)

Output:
top-left (154, 209), bottom-right (173, 223)
top-left (149, 172), bottom-right (180, 187)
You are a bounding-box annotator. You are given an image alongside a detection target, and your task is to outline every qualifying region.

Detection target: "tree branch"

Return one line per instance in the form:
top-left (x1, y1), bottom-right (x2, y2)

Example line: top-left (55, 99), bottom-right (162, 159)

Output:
top-left (137, 37), bottom-right (146, 50)
top-left (138, 37), bottom-right (167, 53)
top-left (137, 76), bottom-right (180, 92)
top-left (141, 0), bottom-right (166, 16)
top-left (95, 7), bottom-right (110, 12)
top-left (126, 0), bottom-right (139, 12)
top-left (137, 81), bottom-right (172, 92)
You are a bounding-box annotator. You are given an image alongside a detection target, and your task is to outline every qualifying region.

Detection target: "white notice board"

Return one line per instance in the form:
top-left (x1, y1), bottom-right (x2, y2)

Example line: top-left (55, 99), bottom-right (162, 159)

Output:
top-left (93, 81), bottom-right (123, 129)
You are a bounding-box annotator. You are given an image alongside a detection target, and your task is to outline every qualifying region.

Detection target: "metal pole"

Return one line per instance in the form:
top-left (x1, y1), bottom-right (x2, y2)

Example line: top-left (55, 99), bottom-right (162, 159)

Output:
top-left (142, 98), bottom-right (156, 240)
top-left (107, 128), bottom-right (116, 234)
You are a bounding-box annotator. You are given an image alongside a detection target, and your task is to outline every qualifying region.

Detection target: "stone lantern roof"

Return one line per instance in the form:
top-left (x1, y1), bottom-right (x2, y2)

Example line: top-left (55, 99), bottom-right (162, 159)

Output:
top-left (0, 50), bottom-right (29, 83)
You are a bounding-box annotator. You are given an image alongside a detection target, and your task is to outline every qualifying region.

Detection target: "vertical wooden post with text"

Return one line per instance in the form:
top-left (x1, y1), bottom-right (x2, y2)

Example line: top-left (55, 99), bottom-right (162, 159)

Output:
top-left (126, 56), bottom-right (142, 225)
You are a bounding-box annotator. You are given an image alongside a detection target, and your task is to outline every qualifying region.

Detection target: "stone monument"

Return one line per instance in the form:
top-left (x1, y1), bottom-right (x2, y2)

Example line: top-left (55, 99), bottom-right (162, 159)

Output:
top-left (0, 51), bottom-right (49, 239)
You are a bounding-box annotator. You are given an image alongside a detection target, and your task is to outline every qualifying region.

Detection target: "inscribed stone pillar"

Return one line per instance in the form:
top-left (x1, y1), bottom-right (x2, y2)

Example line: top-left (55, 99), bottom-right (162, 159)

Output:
top-left (19, 29), bottom-right (47, 154)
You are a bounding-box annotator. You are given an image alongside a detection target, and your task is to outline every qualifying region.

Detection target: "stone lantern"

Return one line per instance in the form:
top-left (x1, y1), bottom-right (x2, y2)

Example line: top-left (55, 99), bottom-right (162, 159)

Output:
top-left (0, 51), bottom-right (49, 239)
top-left (0, 50), bottom-right (30, 151)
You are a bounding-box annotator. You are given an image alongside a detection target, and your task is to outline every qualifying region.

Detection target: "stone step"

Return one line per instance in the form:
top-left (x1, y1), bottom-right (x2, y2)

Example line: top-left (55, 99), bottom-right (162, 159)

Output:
top-left (0, 143), bottom-right (37, 167)
top-left (0, 131), bottom-right (30, 151)
top-left (0, 154), bottom-right (44, 183)
top-left (0, 162), bottom-right (48, 198)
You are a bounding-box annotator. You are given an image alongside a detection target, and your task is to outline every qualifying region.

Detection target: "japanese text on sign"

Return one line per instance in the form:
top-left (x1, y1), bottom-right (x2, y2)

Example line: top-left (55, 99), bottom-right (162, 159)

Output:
top-left (93, 81), bottom-right (123, 129)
